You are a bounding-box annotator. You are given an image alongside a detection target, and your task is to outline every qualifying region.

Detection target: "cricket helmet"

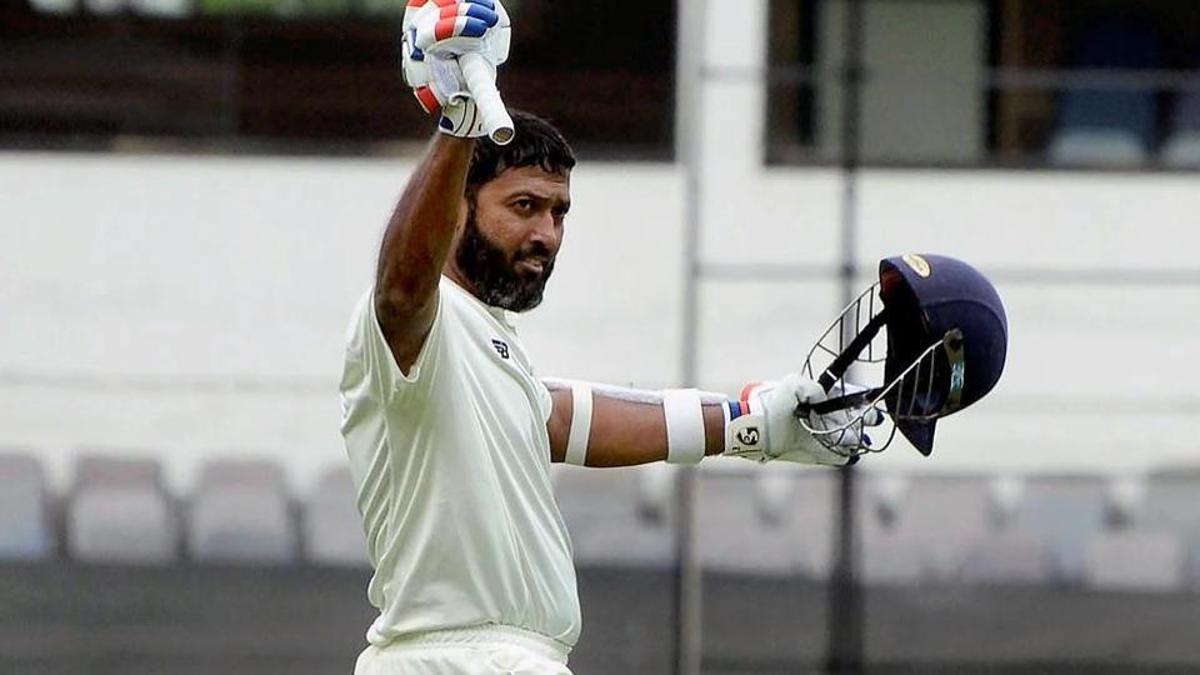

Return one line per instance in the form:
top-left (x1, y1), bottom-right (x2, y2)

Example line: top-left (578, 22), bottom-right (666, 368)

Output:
top-left (799, 254), bottom-right (1008, 458)
top-left (878, 254), bottom-right (1008, 455)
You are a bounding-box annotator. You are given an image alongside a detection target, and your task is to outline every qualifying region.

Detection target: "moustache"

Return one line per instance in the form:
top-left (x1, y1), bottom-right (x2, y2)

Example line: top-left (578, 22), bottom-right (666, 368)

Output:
top-left (514, 245), bottom-right (555, 274)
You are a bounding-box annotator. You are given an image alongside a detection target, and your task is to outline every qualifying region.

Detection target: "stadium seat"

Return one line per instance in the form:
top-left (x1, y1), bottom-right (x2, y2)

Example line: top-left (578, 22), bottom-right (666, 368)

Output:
top-left (1161, 134), bottom-right (1200, 168)
top-left (960, 531), bottom-right (1052, 585)
top-left (127, 0), bottom-right (191, 17)
top-left (1104, 477), bottom-right (1145, 529)
top-left (787, 471), bottom-right (837, 578)
top-left (855, 474), bottom-right (998, 584)
top-left (1048, 21), bottom-right (1164, 167)
top-left (81, 0), bottom-right (124, 15)
top-left (360, 0), bottom-right (400, 15)
top-left (299, 0), bottom-right (351, 15)
top-left (690, 468), bottom-right (837, 577)
top-left (696, 469), bottom-right (834, 577)
top-left (856, 474), bottom-right (907, 538)
top-left (1142, 472), bottom-right (1200, 543)
top-left (1162, 74), bottom-right (1200, 167)
top-left (857, 474), bottom-right (921, 586)
top-left (67, 454), bottom-right (179, 565)
top-left (1185, 539), bottom-right (1200, 590)
top-left (1011, 476), bottom-right (1108, 584)
top-left (1048, 131), bottom-right (1148, 167)
top-left (26, 0), bottom-right (76, 14)
top-left (304, 466), bottom-right (369, 567)
top-left (1083, 530), bottom-right (1184, 592)
top-left (896, 475), bottom-right (995, 581)
top-left (0, 452), bottom-right (54, 560)
top-left (555, 465), bottom-right (676, 568)
top-left (188, 459), bottom-right (296, 564)
top-left (198, 0), bottom-right (276, 15)
top-left (861, 530), bottom-right (924, 586)
top-left (637, 462), bottom-right (676, 526)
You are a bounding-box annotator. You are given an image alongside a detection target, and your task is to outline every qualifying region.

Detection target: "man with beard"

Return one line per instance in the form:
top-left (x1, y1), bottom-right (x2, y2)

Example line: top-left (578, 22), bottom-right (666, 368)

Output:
top-left (340, 2), bottom-right (880, 673)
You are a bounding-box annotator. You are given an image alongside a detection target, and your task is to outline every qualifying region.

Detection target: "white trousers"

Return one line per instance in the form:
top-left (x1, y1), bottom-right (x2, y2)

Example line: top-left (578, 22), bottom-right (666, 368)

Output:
top-left (354, 625), bottom-right (573, 675)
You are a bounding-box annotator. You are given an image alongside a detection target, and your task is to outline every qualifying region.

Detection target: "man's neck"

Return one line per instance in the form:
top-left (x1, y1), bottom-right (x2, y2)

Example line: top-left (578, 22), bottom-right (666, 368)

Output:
top-left (443, 264), bottom-right (483, 303)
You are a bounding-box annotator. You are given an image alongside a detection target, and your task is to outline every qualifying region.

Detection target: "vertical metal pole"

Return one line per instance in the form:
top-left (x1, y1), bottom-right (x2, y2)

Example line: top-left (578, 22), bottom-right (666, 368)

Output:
top-left (826, 0), bottom-right (866, 672)
top-left (220, 18), bottom-right (243, 139)
top-left (674, 0), bottom-right (707, 674)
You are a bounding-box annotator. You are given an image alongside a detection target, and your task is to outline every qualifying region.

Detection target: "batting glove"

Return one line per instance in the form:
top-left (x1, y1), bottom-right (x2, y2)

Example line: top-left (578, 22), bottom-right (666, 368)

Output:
top-left (401, 0), bottom-right (512, 138)
top-left (724, 374), bottom-right (883, 467)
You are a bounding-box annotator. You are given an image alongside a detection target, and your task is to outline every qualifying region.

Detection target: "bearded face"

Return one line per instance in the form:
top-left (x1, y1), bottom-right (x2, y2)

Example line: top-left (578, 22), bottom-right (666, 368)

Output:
top-left (455, 200), bottom-right (557, 313)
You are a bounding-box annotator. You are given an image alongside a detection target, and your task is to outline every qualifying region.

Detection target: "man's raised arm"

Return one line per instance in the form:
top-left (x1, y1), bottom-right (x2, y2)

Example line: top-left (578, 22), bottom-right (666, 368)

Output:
top-left (376, 0), bottom-right (511, 371)
top-left (375, 136), bottom-right (473, 373)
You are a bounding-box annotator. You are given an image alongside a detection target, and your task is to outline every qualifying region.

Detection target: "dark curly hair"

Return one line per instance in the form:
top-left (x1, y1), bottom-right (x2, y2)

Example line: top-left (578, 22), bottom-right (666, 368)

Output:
top-left (466, 110), bottom-right (576, 193)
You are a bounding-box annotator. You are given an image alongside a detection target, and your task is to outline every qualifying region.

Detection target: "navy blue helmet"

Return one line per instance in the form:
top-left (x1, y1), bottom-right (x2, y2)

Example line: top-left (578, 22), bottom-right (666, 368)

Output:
top-left (800, 254), bottom-right (1008, 458)
top-left (878, 254), bottom-right (1008, 455)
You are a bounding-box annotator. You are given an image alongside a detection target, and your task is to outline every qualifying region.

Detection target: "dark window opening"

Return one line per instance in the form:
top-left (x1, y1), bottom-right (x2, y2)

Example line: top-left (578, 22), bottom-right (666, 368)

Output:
top-left (0, 0), bottom-right (677, 158)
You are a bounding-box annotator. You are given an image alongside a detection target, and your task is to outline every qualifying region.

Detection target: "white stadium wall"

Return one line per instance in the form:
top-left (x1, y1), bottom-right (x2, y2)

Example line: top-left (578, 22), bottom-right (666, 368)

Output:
top-left (2, 152), bottom-right (1198, 494)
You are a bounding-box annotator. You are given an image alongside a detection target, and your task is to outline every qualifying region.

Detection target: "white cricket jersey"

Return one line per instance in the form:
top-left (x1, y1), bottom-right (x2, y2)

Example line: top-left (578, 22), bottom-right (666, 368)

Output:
top-left (339, 277), bottom-right (581, 650)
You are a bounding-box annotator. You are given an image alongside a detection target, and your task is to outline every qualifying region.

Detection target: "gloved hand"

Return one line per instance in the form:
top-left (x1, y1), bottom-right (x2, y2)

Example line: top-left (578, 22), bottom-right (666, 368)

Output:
top-left (724, 374), bottom-right (883, 466)
top-left (401, 0), bottom-right (512, 138)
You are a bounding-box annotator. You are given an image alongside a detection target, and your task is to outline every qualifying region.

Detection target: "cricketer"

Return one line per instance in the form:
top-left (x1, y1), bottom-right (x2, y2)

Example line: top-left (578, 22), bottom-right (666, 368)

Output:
top-left (339, 1), bottom-right (878, 672)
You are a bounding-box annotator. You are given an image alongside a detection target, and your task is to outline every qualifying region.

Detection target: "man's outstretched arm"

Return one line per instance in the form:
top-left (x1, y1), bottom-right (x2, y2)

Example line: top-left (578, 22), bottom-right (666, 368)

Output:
top-left (545, 377), bottom-right (884, 468)
top-left (375, 135), bottom-right (473, 373)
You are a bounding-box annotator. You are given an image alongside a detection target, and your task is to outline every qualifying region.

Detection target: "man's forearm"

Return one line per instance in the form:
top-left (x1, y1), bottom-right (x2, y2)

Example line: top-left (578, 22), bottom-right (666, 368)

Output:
top-left (375, 134), bottom-right (474, 368)
top-left (377, 134), bottom-right (473, 309)
top-left (547, 388), bottom-right (726, 467)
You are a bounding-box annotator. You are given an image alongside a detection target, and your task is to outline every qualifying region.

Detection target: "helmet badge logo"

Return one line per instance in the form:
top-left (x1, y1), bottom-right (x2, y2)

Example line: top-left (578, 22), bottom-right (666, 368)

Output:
top-left (902, 254), bottom-right (932, 278)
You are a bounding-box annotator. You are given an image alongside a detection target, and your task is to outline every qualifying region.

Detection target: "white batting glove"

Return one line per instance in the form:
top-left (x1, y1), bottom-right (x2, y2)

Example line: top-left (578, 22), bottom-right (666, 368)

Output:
top-left (723, 374), bottom-right (883, 467)
top-left (401, 0), bottom-right (512, 138)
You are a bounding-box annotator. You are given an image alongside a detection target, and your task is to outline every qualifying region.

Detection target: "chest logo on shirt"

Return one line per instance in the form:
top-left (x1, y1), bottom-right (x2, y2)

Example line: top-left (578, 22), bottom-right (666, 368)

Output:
top-left (491, 339), bottom-right (510, 360)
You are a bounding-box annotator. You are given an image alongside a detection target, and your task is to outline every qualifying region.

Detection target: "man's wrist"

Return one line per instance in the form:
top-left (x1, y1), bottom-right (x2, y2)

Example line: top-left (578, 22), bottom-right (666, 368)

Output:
top-left (667, 393), bottom-right (768, 456)
top-left (703, 403), bottom-right (727, 456)
top-left (723, 394), bottom-right (770, 462)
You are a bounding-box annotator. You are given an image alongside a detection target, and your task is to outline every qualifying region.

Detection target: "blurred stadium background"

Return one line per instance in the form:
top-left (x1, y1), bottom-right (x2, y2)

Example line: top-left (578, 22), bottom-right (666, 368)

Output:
top-left (2, 0), bottom-right (1200, 673)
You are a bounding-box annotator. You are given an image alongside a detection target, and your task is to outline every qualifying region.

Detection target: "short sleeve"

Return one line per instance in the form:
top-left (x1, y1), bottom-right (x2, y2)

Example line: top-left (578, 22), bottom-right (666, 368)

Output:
top-left (340, 286), bottom-right (443, 403)
top-left (534, 378), bottom-right (553, 423)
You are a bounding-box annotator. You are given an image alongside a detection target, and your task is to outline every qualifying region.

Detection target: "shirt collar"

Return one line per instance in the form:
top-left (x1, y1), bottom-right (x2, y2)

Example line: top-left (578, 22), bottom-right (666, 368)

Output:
top-left (444, 275), bottom-right (517, 329)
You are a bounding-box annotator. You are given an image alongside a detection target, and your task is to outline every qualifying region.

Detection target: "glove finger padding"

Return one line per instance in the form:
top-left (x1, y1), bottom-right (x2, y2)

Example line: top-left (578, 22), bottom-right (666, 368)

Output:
top-left (412, 1), bottom-right (500, 55)
top-left (796, 381), bottom-right (885, 462)
top-left (401, 0), bottom-right (510, 137)
top-left (403, 0), bottom-right (510, 63)
top-left (438, 98), bottom-right (487, 137)
top-left (405, 54), bottom-right (482, 132)
top-left (809, 383), bottom-right (885, 451)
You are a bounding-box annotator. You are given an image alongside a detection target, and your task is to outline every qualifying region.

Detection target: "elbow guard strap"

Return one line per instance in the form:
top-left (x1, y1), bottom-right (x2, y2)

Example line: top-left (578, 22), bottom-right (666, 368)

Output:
top-left (564, 382), bottom-right (593, 466)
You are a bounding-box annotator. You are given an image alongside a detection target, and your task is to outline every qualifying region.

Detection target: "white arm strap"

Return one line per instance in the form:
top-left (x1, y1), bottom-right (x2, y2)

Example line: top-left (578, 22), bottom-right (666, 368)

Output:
top-left (543, 379), bottom-right (717, 466)
top-left (564, 382), bottom-right (593, 466)
top-left (663, 388), bottom-right (706, 465)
